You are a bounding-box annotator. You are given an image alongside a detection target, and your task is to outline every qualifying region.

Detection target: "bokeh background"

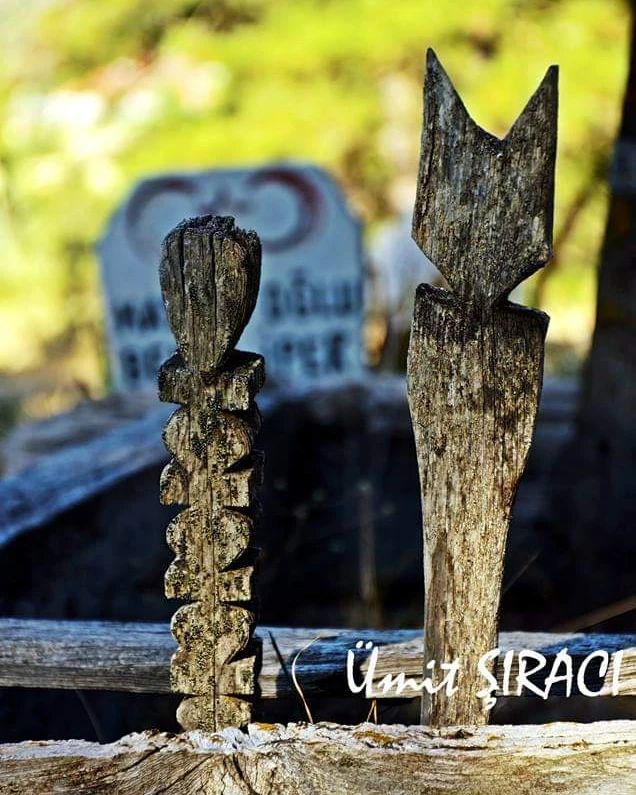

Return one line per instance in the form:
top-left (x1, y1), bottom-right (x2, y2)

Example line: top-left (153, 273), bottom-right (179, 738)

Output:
top-left (0, 0), bottom-right (630, 429)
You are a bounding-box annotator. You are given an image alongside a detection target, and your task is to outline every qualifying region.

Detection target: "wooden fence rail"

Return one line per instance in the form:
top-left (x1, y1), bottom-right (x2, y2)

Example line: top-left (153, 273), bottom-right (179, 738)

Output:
top-left (0, 619), bottom-right (634, 699)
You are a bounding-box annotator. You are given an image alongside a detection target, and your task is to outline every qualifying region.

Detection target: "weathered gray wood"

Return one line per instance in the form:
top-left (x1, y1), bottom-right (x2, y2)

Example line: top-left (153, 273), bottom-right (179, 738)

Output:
top-left (0, 405), bottom-right (172, 550)
top-left (408, 50), bottom-right (558, 726)
top-left (1, 721), bottom-right (634, 795)
top-left (159, 216), bottom-right (263, 731)
top-left (412, 53), bottom-right (558, 306)
top-left (0, 620), bottom-right (172, 693)
top-left (1, 620), bottom-right (633, 698)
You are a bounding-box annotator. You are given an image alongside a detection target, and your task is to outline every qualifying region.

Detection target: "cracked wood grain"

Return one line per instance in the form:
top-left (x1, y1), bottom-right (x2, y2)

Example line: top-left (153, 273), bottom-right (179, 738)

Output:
top-left (407, 50), bottom-right (558, 726)
top-left (0, 722), bottom-right (634, 794)
top-left (159, 215), bottom-right (264, 731)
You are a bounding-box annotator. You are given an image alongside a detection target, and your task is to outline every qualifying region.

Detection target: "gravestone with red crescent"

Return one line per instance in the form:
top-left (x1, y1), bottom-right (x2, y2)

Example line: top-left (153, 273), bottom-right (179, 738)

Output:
top-left (97, 164), bottom-right (364, 390)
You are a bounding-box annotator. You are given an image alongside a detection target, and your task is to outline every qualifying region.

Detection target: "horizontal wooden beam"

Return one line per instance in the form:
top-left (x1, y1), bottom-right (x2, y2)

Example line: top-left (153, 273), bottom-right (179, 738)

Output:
top-left (1, 721), bottom-right (634, 794)
top-left (1, 619), bottom-right (634, 699)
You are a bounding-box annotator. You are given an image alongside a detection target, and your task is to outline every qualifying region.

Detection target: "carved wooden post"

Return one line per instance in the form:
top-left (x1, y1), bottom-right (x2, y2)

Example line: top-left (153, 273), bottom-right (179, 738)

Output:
top-left (158, 215), bottom-right (263, 731)
top-left (407, 51), bottom-right (558, 726)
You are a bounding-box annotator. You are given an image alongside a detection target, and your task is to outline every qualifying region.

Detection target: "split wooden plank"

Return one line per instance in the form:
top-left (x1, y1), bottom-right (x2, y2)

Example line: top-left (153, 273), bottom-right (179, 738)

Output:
top-left (407, 50), bottom-right (558, 725)
top-left (0, 620), bottom-right (633, 698)
top-left (158, 216), bottom-right (264, 731)
top-left (1, 721), bottom-right (634, 795)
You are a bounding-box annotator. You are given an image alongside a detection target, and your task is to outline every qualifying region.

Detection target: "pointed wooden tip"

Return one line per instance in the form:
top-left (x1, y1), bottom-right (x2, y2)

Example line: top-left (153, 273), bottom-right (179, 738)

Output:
top-left (424, 49), bottom-right (475, 132)
top-left (507, 65), bottom-right (558, 142)
top-left (426, 47), bottom-right (444, 77)
top-left (413, 53), bottom-right (558, 306)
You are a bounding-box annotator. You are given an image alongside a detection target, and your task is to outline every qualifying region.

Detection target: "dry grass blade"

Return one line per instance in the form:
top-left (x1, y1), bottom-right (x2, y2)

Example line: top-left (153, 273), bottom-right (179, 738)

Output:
top-left (291, 636), bottom-right (325, 723)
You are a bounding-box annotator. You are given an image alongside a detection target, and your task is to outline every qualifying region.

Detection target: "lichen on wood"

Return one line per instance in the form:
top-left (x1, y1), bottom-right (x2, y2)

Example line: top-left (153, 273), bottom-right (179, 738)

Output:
top-left (407, 50), bottom-right (558, 726)
top-left (2, 722), bottom-right (635, 795)
top-left (158, 215), bottom-right (264, 731)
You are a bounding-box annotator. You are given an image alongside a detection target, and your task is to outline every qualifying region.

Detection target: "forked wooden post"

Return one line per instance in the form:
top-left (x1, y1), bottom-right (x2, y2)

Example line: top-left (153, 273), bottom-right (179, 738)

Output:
top-left (408, 51), bottom-right (558, 726)
top-left (158, 215), bottom-right (264, 731)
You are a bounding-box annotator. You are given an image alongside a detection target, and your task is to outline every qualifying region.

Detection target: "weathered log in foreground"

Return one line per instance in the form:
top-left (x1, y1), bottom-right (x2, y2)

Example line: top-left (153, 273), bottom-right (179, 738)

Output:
top-left (408, 51), bottom-right (558, 725)
top-left (0, 620), bottom-right (634, 698)
top-left (0, 721), bottom-right (634, 795)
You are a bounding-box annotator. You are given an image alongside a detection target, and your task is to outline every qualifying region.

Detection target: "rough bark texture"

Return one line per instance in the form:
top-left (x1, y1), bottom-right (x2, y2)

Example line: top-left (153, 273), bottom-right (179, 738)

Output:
top-left (1, 619), bottom-right (634, 699)
top-left (407, 51), bottom-right (557, 726)
top-left (158, 216), bottom-right (263, 731)
top-left (1, 722), bottom-right (634, 795)
top-left (412, 52), bottom-right (557, 307)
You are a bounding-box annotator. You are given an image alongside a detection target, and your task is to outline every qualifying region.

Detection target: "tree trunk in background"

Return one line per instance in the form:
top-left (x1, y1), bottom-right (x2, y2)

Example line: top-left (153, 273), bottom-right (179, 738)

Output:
top-left (549, 11), bottom-right (636, 627)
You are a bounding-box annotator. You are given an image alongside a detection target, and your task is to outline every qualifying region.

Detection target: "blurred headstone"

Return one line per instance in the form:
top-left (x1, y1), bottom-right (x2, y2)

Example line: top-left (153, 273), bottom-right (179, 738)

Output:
top-left (98, 164), bottom-right (364, 390)
top-left (369, 214), bottom-right (440, 333)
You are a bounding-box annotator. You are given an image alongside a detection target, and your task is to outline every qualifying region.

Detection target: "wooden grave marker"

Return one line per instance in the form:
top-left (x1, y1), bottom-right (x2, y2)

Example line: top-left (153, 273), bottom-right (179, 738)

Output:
top-left (158, 215), bottom-right (264, 731)
top-left (407, 50), bottom-right (558, 726)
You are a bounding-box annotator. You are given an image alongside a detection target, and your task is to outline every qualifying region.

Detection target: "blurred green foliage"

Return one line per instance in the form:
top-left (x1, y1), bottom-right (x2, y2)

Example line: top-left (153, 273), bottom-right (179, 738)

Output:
top-left (0, 0), bottom-right (630, 412)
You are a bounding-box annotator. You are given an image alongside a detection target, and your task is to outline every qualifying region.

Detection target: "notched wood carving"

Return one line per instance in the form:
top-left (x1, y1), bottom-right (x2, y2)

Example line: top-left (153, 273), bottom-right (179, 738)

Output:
top-left (158, 215), bottom-right (263, 731)
top-left (407, 50), bottom-right (558, 726)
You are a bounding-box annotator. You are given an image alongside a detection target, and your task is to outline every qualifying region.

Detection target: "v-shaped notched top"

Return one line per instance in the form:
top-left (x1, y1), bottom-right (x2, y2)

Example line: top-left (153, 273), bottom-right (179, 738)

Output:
top-left (412, 49), bottom-right (558, 308)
